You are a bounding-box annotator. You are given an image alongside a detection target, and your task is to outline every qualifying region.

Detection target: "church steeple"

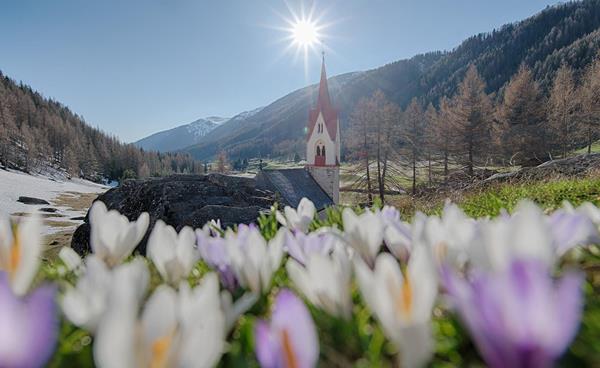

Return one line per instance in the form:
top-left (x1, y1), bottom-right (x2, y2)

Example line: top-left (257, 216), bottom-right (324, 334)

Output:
top-left (305, 52), bottom-right (341, 204)
top-left (317, 52), bottom-right (332, 109)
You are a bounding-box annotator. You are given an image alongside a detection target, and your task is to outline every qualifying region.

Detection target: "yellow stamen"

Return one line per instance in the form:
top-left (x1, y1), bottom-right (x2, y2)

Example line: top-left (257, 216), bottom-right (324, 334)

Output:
top-left (8, 224), bottom-right (21, 277)
top-left (435, 242), bottom-right (448, 264)
top-left (150, 334), bottom-right (172, 368)
top-left (394, 268), bottom-right (413, 321)
top-left (281, 329), bottom-right (299, 368)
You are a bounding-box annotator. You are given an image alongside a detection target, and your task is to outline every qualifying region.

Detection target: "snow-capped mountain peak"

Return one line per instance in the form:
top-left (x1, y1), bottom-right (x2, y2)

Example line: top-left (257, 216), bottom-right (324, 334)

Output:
top-left (186, 117), bottom-right (229, 138)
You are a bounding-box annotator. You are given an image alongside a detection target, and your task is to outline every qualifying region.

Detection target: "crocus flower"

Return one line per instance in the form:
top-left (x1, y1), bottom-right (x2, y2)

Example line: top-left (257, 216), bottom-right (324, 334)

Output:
top-left (413, 203), bottom-right (475, 269)
top-left (549, 205), bottom-right (600, 256)
top-left (276, 197), bottom-right (316, 233)
top-left (467, 201), bottom-right (586, 271)
top-left (147, 220), bottom-right (199, 285)
top-left (378, 206), bottom-right (413, 261)
top-left (58, 246), bottom-right (83, 274)
top-left (223, 225), bottom-right (284, 294)
top-left (284, 230), bottom-right (336, 265)
top-left (255, 289), bottom-right (319, 368)
top-left (575, 202), bottom-right (600, 225)
top-left (443, 259), bottom-right (584, 368)
top-left (61, 255), bottom-right (112, 332)
top-left (0, 214), bottom-right (43, 295)
top-left (287, 247), bottom-right (352, 318)
top-left (94, 269), bottom-right (225, 368)
top-left (355, 246), bottom-right (438, 368)
top-left (89, 201), bottom-right (149, 267)
top-left (342, 208), bottom-right (383, 267)
top-left (196, 230), bottom-right (239, 291)
top-left (0, 272), bottom-right (58, 368)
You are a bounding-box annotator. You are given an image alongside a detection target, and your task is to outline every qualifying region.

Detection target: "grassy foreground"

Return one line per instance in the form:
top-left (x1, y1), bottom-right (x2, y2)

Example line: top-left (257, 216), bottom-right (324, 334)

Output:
top-left (42, 175), bottom-right (600, 367)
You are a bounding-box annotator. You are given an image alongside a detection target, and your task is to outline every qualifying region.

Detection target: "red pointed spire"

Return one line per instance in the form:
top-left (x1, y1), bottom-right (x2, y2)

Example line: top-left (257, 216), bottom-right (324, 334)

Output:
top-left (307, 52), bottom-right (338, 141)
top-left (317, 52), bottom-right (332, 109)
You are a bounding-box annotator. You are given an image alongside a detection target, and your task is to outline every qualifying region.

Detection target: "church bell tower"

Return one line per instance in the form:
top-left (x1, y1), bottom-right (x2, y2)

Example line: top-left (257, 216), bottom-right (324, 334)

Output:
top-left (305, 54), bottom-right (340, 204)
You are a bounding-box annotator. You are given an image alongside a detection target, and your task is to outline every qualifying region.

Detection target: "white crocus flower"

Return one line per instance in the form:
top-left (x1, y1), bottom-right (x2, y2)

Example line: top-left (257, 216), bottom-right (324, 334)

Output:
top-left (378, 206), bottom-right (413, 261)
top-left (94, 271), bottom-right (225, 368)
top-left (342, 208), bottom-right (384, 267)
top-left (0, 214), bottom-right (43, 296)
top-left (355, 246), bottom-right (438, 368)
top-left (577, 202), bottom-right (600, 225)
top-left (468, 201), bottom-right (555, 271)
top-left (177, 274), bottom-right (226, 367)
top-left (61, 255), bottom-right (112, 332)
top-left (89, 201), bottom-right (149, 267)
top-left (220, 291), bottom-right (259, 333)
top-left (147, 220), bottom-right (199, 285)
top-left (224, 225), bottom-right (284, 294)
top-left (58, 246), bottom-right (84, 274)
top-left (93, 257), bottom-right (150, 368)
top-left (413, 203), bottom-right (475, 268)
top-left (287, 247), bottom-right (352, 318)
top-left (276, 197), bottom-right (316, 232)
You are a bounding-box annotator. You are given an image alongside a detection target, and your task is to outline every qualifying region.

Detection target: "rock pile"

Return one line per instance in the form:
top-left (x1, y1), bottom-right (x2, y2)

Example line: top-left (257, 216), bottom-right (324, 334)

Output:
top-left (71, 174), bottom-right (276, 256)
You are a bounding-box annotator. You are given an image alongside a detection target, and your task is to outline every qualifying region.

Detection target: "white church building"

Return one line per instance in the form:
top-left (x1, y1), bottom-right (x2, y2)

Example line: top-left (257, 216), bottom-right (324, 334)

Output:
top-left (305, 55), bottom-right (341, 203)
top-left (256, 56), bottom-right (341, 210)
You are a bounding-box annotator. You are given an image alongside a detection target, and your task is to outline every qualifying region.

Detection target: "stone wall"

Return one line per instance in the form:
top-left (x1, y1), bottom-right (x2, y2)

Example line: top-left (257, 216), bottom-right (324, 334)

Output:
top-left (307, 165), bottom-right (339, 204)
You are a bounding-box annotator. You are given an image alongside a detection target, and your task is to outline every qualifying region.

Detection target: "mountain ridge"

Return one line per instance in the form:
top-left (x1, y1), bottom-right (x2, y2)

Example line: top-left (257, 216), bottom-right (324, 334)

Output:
top-left (134, 116), bottom-right (228, 152)
top-left (182, 0), bottom-right (600, 161)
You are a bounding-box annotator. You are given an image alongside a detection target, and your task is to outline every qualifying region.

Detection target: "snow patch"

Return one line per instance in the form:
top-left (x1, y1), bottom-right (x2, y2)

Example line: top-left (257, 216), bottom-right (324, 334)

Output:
top-left (0, 169), bottom-right (107, 234)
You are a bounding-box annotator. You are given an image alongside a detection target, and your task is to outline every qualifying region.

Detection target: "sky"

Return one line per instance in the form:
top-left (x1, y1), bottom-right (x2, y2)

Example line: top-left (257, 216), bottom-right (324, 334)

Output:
top-left (0, 0), bottom-right (562, 142)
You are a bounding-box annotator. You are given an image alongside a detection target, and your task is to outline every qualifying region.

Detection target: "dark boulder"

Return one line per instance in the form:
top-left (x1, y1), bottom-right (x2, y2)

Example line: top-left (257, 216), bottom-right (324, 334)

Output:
top-left (71, 174), bottom-right (276, 256)
top-left (17, 196), bottom-right (50, 205)
top-left (39, 207), bottom-right (58, 213)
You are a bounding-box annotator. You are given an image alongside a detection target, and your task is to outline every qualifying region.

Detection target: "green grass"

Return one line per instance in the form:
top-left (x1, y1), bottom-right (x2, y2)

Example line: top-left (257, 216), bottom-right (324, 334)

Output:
top-left (575, 140), bottom-right (600, 154)
top-left (457, 177), bottom-right (600, 217)
top-left (42, 174), bottom-right (600, 367)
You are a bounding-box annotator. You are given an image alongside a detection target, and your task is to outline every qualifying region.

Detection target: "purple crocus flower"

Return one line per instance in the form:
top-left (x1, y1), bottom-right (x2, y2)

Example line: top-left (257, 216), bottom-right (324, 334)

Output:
top-left (0, 272), bottom-right (58, 368)
top-left (284, 230), bottom-right (335, 266)
top-left (196, 231), bottom-right (239, 291)
top-left (443, 260), bottom-right (583, 368)
top-left (255, 289), bottom-right (319, 368)
top-left (549, 209), bottom-right (600, 256)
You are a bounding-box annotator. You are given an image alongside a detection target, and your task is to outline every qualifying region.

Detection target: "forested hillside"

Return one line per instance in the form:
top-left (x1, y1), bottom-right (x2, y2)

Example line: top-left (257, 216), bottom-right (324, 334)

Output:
top-left (0, 73), bottom-right (202, 181)
top-left (184, 0), bottom-right (600, 161)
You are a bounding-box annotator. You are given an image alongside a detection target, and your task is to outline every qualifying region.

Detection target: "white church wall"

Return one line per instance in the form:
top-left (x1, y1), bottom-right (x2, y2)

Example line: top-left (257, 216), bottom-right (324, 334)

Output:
top-left (306, 112), bottom-right (338, 166)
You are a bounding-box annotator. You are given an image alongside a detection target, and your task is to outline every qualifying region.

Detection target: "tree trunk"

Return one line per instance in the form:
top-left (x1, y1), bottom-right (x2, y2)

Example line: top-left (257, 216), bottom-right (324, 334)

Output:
top-left (365, 156), bottom-right (373, 205)
top-left (412, 154), bottom-right (416, 195)
top-left (376, 134), bottom-right (384, 204)
top-left (588, 127), bottom-right (593, 154)
top-left (427, 152), bottom-right (432, 186)
top-left (444, 150), bottom-right (449, 182)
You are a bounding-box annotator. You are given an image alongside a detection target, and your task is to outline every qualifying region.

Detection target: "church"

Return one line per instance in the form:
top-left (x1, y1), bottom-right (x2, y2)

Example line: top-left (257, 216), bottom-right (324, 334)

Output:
top-left (256, 55), bottom-right (341, 211)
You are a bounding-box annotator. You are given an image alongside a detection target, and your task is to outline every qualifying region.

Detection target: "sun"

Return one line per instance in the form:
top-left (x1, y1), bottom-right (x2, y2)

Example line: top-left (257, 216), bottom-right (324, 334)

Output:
top-left (291, 19), bottom-right (320, 47)
top-left (271, 2), bottom-right (335, 75)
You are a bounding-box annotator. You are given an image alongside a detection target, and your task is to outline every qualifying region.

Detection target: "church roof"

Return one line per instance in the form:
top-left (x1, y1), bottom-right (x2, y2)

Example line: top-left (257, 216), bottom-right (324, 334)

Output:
top-left (307, 56), bottom-right (339, 140)
top-left (255, 168), bottom-right (334, 211)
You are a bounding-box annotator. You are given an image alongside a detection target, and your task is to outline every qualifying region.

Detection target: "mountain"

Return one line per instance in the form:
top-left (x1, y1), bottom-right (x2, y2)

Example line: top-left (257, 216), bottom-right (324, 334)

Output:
top-left (134, 116), bottom-right (228, 152)
top-left (0, 72), bottom-right (203, 181)
top-left (183, 0), bottom-right (600, 161)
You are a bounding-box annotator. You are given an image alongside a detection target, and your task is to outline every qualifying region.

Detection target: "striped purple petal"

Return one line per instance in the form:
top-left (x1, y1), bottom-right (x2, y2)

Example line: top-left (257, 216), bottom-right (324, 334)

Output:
top-left (0, 272), bottom-right (58, 368)
top-left (254, 289), bottom-right (319, 368)
top-left (443, 260), bottom-right (583, 368)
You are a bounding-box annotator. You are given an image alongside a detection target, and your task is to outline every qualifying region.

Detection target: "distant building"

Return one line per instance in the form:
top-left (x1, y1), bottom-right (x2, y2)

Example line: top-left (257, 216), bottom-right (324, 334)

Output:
top-left (256, 55), bottom-right (341, 210)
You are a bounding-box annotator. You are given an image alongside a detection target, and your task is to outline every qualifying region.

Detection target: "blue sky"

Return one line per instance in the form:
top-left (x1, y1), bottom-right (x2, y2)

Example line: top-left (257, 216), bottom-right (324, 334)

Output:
top-left (0, 0), bottom-right (561, 142)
